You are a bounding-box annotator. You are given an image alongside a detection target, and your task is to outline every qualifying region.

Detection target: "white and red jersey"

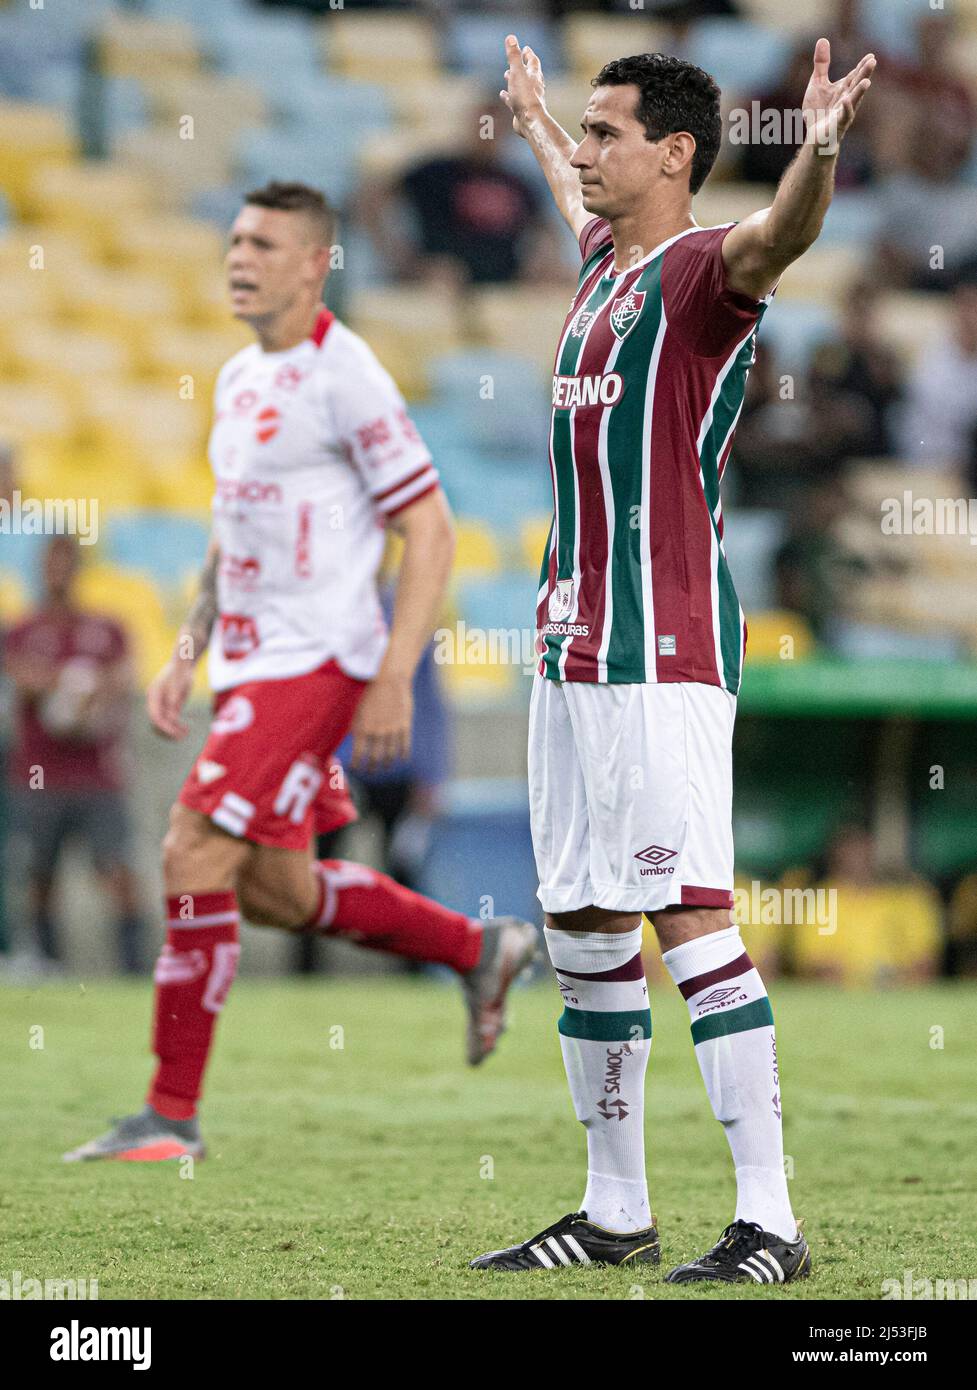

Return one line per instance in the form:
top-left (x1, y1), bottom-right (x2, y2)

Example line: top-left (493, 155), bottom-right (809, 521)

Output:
top-left (206, 308), bottom-right (439, 692)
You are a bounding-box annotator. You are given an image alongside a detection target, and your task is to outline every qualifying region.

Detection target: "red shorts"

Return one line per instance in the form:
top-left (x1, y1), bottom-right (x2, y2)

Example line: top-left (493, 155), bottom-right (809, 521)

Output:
top-left (178, 659), bottom-right (366, 851)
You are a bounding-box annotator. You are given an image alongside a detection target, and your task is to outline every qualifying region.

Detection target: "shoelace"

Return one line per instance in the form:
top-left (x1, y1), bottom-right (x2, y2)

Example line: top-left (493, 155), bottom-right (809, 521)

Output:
top-left (707, 1220), bottom-right (766, 1265)
top-left (525, 1211), bottom-right (583, 1248)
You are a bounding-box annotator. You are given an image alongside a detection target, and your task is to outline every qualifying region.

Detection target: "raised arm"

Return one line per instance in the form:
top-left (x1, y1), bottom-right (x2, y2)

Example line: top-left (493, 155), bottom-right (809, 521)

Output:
top-left (501, 33), bottom-right (594, 240)
top-left (722, 39), bottom-right (876, 301)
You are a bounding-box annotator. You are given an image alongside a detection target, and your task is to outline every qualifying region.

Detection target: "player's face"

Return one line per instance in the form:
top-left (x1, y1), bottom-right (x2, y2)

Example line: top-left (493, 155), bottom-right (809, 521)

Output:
top-left (225, 206), bottom-right (325, 322)
top-left (572, 85), bottom-right (678, 220)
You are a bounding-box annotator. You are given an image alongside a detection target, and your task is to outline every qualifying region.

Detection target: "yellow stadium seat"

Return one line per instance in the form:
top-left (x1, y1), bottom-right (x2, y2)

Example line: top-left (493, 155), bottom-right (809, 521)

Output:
top-left (743, 609), bottom-right (816, 661)
top-left (139, 324), bottom-right (250, 391)
top-left (874, 293), bottom-right (952, 368)
top-left (108, 212), bottom-right (225, 281)
top-left (0, 102), bottom-right (77, 214)
top-left (80, 382), bottom-right (208, 459)
top-left (453, 520), bottom-right (501, 577)
top-left (739, 0), bottom-right (835, 35)
top-left (386, 76), bottom-right (484, 132)
top-left (471, 287), bottom-right (571, 375)
top-left (97, 14), bottom-right (200, 80)
top-left (323, 13), bottom-right (439, 81)
top-left (74, 564), bottom-right (176, 687)
top-left (441, 655), bottom-right (516, 705)
top-left (519, 514), bottom-right (553, 572)
top-left (66, 265), bottom-right (183, 346)
top-left (3, 324), bottom-right (134, 401)
top-left (114, 127), bottom-right (233, 200)
top-left (692, 182), bottom-right (777, 229)
top-left (347, 287), bottom-right (463, 399)
top-left (27, 163), bottom-right (159, 248)
top-left (775, 244), bottom-right (868, 303)
top-left (563, 15), bottom-right (673, 83)
top-left (146, 465), bottom-right (216, 520)
top-left (358, 126), bottom-right (466, 182)
top-left (0, 383), bottom-right (77, 449)
top-left (0, 571), bottom-right (30, 625)
top-left (140, 72), bottom-right (267, 138)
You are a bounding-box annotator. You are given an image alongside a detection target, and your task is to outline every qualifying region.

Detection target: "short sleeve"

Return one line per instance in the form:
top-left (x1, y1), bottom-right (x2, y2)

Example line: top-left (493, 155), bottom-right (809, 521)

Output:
top-left (579, 217), bottom-right (613, 269)
top-left (331, 347), bottom-right (440, 519)
top-left (661, 226), bottom-right (767, 359)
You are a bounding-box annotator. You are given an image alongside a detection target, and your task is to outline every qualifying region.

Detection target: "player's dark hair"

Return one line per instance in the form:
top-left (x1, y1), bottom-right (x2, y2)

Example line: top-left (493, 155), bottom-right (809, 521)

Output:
top-left (243, 181), bottom-right (336, 246)
top-left (593, 53), bottom-right (722, 195)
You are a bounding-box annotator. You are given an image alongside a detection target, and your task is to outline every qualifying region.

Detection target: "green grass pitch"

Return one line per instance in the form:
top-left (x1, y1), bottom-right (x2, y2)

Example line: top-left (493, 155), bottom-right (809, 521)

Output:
top-left (1, 973), bottom-right (974, 1300)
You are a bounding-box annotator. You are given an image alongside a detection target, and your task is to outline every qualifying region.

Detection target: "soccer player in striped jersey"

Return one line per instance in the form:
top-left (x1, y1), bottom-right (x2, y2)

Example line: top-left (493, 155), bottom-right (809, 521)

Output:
top-left (471, 37), bottom-right (874, 1281)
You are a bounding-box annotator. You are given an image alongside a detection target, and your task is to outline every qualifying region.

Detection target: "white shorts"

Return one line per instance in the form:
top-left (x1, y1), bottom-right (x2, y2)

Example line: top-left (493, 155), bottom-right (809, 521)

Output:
top-left (528, 675), bottom-right (736, 915)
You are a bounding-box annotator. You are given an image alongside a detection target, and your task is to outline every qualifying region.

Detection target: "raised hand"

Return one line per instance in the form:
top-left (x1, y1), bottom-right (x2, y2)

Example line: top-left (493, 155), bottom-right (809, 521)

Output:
top-left (802, 37), bottom-right (876, 154)
top-left (500, 33), bottom-right (547, 138)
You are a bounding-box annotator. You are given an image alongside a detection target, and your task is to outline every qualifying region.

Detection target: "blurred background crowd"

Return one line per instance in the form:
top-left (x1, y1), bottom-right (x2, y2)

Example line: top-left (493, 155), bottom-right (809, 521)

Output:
top-left (1, 0), bottom-right (976, 985)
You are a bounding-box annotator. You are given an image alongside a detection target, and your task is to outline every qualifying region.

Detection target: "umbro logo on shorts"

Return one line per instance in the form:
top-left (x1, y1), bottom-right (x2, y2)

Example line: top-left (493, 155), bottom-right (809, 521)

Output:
top-left (634, 844), bottom-right (677, 878)
top-left (634, 845), bottom-right (676, 865)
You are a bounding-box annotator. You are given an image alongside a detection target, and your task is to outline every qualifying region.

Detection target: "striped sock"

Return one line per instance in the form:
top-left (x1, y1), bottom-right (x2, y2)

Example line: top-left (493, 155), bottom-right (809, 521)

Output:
top-left (662, 924), bottom-right (797, 1240)
top-left (544, 926), bottom-right (652, 1234)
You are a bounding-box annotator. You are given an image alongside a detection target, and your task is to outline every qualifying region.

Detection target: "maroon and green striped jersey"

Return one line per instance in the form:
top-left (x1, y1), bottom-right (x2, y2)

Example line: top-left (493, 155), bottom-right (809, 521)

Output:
top-left (535, 216), bottom-right (773, 693)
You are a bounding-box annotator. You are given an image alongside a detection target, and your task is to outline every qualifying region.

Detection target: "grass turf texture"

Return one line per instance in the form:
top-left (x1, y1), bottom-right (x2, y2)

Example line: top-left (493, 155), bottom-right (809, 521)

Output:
top-left (1, 975), bottom-right (974, 1300)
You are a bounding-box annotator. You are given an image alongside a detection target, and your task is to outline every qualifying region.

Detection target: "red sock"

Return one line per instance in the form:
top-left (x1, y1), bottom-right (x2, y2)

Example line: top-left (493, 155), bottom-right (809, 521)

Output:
top-left (146, 891), bottom-right (241, 1121)
top-left (306, 860), bottom-right (482, 974)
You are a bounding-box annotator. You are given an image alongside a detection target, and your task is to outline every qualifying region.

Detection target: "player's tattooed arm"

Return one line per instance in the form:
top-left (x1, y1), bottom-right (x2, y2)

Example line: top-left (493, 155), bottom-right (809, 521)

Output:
top-left (179, 535), bottom-right (220, 665)
top-left (723, 38), bottom-right (875, 300)
top-left (146, 536), bottom-right (219, 739)
top-left (501, 34), bottom-right (593, 239)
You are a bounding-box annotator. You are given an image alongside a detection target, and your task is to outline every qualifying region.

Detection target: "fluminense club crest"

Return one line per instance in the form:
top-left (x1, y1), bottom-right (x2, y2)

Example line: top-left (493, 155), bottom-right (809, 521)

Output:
top-left (609, 289), bottom-right (645, 340)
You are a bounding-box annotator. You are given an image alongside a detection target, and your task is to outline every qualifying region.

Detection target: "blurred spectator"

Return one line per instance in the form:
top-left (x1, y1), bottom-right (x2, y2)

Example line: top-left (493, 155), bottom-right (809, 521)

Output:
top-left (809, 281), bottom-right (905, 457)
top-left (737, 24), bottom-right (875, 190)
top-left (773, 480), bottom-right (866, 644)
top-left (793, 825), bottom-right (942, 986)
top-left (887, 13), bottom-right (976, 177)
top-left (360, 99), bottom-right (552, 287)
top-left (0, 442), bottom-right (14, 956)
top-left (900, 279), bottom-right (977, 470)
top-left (947, 871), bottom-right (977, 978)
top-left (2, 536), bottom-right (146, 974)
top-left (294, 578), bottom-right (451, 973)
top-left (731, 342), bottom-right (878, 510)
top-left (873, 107), bottom-right (977, 292)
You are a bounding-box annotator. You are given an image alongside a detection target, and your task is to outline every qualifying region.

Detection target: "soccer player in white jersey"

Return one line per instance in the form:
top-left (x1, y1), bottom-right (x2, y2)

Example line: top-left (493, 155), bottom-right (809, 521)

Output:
top-left (470, 39), bottom-right (874, 1281)
top-left (65, 182), bottom-right (536, 1164)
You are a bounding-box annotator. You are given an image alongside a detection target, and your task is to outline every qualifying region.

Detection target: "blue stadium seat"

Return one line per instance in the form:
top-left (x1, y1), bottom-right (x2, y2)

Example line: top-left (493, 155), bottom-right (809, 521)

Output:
top-left (205, 9), bottom-right (322, 86)
top-left (683, 19), bottom-right (792, 96)
top-left (0, 532), bottom-right (45, 595)
top-left (236, 127), bottom-right (362, 208)
top-left (721, 508), bottom-right (786, 613)
top-left (447, 14), bottom-right (563, 79)
top-left (429, 350), bottom-right (550, 459)
top-left (455, 574), bottom-right (537, 635)
top-left (105, 512), bottom-right (210, 587)
top-left (758, 299), bottom-right (839, 373)
top-left (819, 191), bottom-right (883, 246)
top-left (860, 0), bottom-right (932, 63)
top-left (418, 784), bottom-right (540, 927)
